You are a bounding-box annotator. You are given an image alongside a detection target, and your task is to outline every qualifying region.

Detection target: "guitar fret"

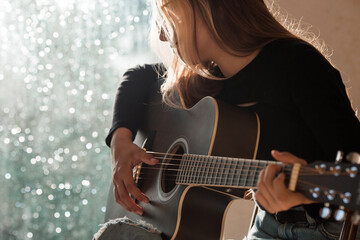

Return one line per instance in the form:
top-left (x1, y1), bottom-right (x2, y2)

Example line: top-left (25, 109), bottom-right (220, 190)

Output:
top-left (194, 155), bottom-right (200, 184)
top-left (221, 157), bottom-right (227, 186)
top-left (190, 155), bottom-right (198, 184)
top-left (209, 157), bottom-right (215, 185)
top-left (192, 155), bottom-right (200, 184)
top-left (177, 155), bottom-right (185, 184)
top-left (202, 156), bottom-right (208, 185)
top-left (240, 160), bottom-right (250, 187)
top-left (236, 159), bottom-right (244, 187)
top-left (222, 157), bottom-right (230, 186)
top-left (224, 158), bottom-right (229, 186)
top-left (246, 160), bottom-right (255, 187)
top-left (201, 156), bottom-right (209, 184)
top-left (195, 155), bottom-right (202, 184)
top-left (185, 154), bottom-right (194, 184)
top-left (214, 156), bottom-right (222, 185)
top-left (251, 160), bottom-right (259, 187)
top-left (192, 155), bottom-right (198, 184)
top-left (194, 155), bottom-right (199, 183)
top-left (226, 157), bottom-right (233, 186)
top-left (255, 161), bottom-right (268, 184)
top-left (202, 156), bottom-right (208, 184)
top-left (210, 156), bottom-right (217, 185)
top-left (230, 158), bottom-right (239, 186)
top-left (214, 156), bottom-right (221, 185)
top-left (179, 154), bottom-right (186, 183)
top-left (200, 155), bottom-right (208, 185)
top-left (196, 155), bottom-right (204, 184)
top-left (178, 155), bottom-right (183, 183)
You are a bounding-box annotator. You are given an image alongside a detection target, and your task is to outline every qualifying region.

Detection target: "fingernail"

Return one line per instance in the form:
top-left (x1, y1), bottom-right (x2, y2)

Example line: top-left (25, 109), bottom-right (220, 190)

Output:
top-left (142, 197), bottom-right (150, 203)
top-left (278, 172), bottom-right (285, 179)
top-left (272, 150), bottom-right (281, 155)
top-left (150, 158), bottom-right (158, 162)
top-left (136, 210), bottom-right (143, 215)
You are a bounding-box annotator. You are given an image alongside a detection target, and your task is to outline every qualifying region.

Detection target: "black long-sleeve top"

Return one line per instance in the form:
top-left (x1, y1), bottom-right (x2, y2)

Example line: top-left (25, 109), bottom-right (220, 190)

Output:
top-left (106, 39), bottom-right (360, 221)
top-left (106, 39), bottom-right (360, 163)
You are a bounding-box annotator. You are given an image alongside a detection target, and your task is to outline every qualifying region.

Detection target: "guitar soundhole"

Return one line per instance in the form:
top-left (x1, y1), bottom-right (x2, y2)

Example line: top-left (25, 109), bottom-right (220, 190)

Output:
top-left (161, 144), bottom-right (184, 193)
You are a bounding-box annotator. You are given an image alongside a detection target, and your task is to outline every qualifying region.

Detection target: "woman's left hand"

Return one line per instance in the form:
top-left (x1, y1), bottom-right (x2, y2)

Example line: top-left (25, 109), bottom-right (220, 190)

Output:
top-left (254, 150), bottom-right (314, 213)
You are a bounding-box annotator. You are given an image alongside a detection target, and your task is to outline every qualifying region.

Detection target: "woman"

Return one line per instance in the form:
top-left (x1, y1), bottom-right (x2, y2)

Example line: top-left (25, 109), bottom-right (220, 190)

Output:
top-left (106, 0), bottom-right (360, 239)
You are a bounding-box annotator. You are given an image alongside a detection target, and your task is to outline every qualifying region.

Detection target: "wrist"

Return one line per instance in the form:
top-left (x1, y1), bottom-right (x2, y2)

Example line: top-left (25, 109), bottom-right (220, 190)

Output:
top-left (111, 128), bottom-right (133, 147)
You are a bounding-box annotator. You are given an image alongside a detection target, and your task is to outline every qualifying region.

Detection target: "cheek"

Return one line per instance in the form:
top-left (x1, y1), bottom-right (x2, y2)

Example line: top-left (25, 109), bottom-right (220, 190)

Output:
top-left (174, 43), bottom-right (185, 64)
top-left (169, 30), bottom-right (187, 63)
top-left (196, 29), bottom-right (211, 63)
top-left (195, 16), bottom-right (212, 63)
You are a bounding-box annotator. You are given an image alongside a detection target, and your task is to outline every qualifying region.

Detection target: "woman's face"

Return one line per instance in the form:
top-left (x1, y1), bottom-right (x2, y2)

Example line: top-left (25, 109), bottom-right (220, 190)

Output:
top-left (157, 2), bottom-right (214, 65)
top-left (156, 18), bottom-right (176, 47)
top-left (194, 9), bottom-right (213, 64)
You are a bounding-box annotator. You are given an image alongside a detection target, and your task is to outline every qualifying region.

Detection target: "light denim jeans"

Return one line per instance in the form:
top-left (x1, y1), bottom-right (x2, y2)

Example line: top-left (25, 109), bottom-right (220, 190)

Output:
top-left (93, 217), bottom-right (162, 240)
top-left (93, 209), bottom-right (359, 240)
top-left (247, 207), bottom-right (355, 240)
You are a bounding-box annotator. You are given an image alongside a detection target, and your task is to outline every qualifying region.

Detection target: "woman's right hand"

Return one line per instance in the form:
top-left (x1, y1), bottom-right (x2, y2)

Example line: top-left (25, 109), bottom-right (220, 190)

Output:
top-left (110, 127), bottom-right (158, 215)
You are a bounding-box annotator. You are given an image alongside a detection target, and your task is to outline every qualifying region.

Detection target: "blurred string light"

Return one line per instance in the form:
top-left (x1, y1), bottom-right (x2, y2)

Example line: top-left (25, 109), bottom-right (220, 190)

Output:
top-left (0, 0), bottom-right (153, 239)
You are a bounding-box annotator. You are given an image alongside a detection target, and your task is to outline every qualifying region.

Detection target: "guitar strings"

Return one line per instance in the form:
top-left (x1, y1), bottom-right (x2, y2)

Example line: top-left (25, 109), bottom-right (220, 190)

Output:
top-left (143, 155), bottom-right (322, 176)
top-left (126, 151), bottom-right (353, 189)
top-left (147, 151), bottom-right (350, 174)
top-left (136, 164), bottom-right (348, 180)
top-left (133, 172), bottom-right (348, 198)
top-left (147, 151), bottom-right (321, 173)
top-left (132, 175), bottom-right (348, 198)
top-left (131, 151), bottom-right (351, 197)
top-left (133, 159), bottom-right (350, 186)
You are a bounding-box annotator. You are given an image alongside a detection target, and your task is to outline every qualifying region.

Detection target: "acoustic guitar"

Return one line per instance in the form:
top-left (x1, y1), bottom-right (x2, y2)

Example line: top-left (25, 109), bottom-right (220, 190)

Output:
top-left (103, 95), bottom-right (360, 240)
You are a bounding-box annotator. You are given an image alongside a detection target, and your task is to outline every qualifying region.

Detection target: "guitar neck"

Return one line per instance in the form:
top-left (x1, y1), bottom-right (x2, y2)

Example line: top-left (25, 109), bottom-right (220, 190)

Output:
top-left (174, 154), bottom-right (360, 212)
top-left (176, 154), bottom-right (287, 189)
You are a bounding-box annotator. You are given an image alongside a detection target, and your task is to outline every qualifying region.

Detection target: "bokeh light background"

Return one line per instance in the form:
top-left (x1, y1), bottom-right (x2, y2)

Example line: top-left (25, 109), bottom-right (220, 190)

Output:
top-left (0, 0), bottom-right (154, 239)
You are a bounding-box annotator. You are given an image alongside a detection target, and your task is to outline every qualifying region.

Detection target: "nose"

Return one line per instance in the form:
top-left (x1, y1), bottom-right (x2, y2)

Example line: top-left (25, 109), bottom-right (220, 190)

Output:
top-left (159, 27), bottom-right (168, 42)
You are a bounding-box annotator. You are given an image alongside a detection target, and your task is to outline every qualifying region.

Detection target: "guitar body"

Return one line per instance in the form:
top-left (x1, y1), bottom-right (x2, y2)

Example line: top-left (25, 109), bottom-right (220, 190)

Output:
top-left (104, 89), bottom-right (260, 240)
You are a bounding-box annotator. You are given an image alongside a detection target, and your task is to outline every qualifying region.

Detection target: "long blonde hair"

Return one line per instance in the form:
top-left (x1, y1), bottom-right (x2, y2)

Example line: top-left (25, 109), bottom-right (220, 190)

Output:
top-left (152, 0), bottom-right (329, 108)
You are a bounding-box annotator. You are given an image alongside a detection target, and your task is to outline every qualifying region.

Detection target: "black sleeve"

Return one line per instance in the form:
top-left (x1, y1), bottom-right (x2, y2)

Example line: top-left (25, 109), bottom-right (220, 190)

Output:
top-left (105, 63), bottom-right (165, 147)
top-left (289, 47), bottom-right (360, 160)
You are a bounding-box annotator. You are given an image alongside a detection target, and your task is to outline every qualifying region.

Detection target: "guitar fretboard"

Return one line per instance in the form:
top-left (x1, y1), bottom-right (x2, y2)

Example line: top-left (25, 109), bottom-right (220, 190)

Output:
top-left (176, 154), bottom-right (279, 188)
